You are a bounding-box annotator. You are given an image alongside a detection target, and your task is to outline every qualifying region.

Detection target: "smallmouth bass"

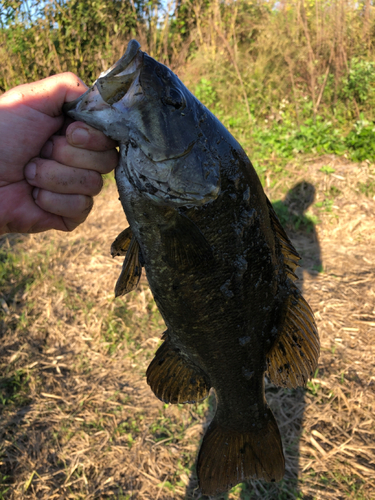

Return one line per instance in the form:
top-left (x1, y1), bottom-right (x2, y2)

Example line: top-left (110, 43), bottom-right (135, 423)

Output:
top-left (64, 40), bottom-right (319, 496)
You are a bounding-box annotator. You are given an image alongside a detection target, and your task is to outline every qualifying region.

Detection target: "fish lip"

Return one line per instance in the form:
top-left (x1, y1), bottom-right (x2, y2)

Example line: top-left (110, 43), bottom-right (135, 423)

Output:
top-left (97, 39), bottom-right (140, 79)
top-left (63, 39), bottom-right (141, 115)
top-left (63, 87), bottom-right (92, 114)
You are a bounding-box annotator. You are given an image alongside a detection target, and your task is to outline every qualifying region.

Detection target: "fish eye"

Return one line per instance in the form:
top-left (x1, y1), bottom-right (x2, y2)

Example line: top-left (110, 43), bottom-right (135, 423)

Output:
top-left (162, 87), bottom-right (185, 110)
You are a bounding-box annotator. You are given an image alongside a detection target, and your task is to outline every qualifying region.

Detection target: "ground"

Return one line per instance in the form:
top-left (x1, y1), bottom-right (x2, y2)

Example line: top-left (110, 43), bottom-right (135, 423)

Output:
top-left (0, 156), bottom-right (374, 499)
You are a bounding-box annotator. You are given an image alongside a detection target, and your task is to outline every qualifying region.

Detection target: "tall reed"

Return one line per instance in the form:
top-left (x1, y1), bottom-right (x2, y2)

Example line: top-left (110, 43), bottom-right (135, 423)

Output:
top-left (1, 0), bottom-right (374, 125)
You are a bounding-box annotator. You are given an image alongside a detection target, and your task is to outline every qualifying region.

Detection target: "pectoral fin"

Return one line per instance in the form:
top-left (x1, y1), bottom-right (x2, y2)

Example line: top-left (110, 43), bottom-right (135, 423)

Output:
top-left (112, 230), bottom-right (142, 297)
top-left (146, 331), bottom-right (211, 404)
top-left (266, 285), bottom-right (319, 388)
top-left (111, 226), bottom-right (133, 257)
top-left (160, 213), bottom-right (213, 269)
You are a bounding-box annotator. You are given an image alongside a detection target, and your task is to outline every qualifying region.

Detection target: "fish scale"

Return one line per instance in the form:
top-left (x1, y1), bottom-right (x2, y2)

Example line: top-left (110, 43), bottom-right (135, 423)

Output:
top-left (64, 39), bottom-right (319, 496)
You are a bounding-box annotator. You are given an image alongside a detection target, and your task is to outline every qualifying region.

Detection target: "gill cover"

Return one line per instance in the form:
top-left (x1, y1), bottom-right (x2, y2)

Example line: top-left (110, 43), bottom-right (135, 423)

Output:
top-left (64, 39), bottom-right (221, 206)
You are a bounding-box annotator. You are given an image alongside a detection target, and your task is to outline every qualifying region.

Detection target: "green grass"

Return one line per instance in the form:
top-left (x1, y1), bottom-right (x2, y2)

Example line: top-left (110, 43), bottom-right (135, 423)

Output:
top-left (195, 76), bottom-right (375, 175)
top-left (358, 179), bottom-right (375, 197)
top-left (272, 200), bottom-right (318, 233)
top-left (0, 369), bottom-right (31, 407)
top-left (320, 166), bottom-right (336, 175)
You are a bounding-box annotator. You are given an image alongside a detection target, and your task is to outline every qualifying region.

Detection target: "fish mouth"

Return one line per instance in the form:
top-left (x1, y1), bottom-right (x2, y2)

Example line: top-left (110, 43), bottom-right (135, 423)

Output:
top-left (63, 39), bottom-right (142, 115)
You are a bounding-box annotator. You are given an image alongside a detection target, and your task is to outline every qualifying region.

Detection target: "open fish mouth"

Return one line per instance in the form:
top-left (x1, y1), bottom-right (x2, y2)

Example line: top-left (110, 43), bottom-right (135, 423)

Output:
top-left (63, 39), bottom-right (142, 116)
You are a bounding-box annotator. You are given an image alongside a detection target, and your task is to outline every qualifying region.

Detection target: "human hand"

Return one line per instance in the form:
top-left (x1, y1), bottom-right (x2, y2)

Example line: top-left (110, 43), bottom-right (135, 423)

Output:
top-left (0, 73), bottom-right (119, 235)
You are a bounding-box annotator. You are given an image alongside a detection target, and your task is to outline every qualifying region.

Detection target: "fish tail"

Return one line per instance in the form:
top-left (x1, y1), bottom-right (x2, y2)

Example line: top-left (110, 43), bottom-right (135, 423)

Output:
top-left (197, 406), bottom-right (284, 496)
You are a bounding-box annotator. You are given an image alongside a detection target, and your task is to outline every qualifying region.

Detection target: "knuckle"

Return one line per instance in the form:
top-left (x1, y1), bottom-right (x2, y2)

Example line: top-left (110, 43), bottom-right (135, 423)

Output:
top-left (63, 72), bottom-right (86, 89)
top-left (78, 171), bottom-right (102, 195)
top-left (92, 173), bottom-right (104, 195)
top-left (82, 196), bottom-right (94, 215)
top-left (50, 136), bottom-right (68, 162)
top-left (101, 150), bottom-right (119, 173)
top-left (63, 218), bottom-right (80, 232)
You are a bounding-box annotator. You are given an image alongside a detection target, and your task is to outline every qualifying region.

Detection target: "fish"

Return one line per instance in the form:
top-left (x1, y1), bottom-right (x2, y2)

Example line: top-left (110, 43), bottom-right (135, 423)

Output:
top-left (64, 39), bottom-right (319, 496)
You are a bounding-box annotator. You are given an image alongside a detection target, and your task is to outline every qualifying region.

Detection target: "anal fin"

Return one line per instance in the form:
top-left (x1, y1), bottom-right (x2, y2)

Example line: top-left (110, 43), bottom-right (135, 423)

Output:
top-left (146, 332), bottom-right (211, 404)
top-left (197, 407), bottom-right (285, 496)
top-left (266, 284), bottom-right (319, 388)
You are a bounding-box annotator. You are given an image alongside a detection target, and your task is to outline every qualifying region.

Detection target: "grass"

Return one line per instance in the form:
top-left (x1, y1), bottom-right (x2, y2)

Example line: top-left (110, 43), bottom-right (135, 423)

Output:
top-left (0, 369), bottom-right (31, 408)
top-left (357, 179), bottom-right (375, 198)
top-left (1, 158), bottom-right (375, 498)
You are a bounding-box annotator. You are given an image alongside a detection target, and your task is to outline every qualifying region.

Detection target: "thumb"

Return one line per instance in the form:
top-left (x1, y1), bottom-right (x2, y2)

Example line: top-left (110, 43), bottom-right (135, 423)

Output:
top-left (0, 73), bottom-right (88, 118)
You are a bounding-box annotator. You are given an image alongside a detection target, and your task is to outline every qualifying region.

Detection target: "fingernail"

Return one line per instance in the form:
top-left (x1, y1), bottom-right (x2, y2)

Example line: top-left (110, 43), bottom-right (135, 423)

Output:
top-left (71, 127), bottom-right (89, 146)
top-left (24, 162), bottom-right (36, 180)
top-left (32, 188), bottom-right (39, 200)
top-left (40, 140), bottom-right (53, 159)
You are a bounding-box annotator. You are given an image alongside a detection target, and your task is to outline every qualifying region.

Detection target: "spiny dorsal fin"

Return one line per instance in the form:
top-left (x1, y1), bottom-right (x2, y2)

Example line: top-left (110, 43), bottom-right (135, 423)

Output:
top-left (266, 197), bottom-right (300, 280)
top-left (266, 284), bottom-right (319, 388)
top-left (114, 236), bottom-right (142, 297)
top-left (197, 407), bottom-right (285, 496)
top-left (111, 226), bottom-right (133, 257)
top-left (146, 332), bottom-right (211, 404)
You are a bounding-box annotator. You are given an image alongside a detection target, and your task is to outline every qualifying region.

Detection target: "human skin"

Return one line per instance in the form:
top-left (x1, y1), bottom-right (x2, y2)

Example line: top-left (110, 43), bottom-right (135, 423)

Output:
top-left (0, 72), bottom-right (119, 234)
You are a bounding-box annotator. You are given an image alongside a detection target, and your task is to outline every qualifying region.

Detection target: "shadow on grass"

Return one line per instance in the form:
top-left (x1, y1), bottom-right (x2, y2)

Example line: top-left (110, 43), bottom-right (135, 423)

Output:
top-left (272, 181), bottom-right (322, 276)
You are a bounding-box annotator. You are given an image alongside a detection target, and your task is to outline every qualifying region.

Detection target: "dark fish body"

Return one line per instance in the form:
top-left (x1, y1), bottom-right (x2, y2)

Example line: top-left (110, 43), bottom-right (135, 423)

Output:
top-left (64, 40), bottom-right (319, 495)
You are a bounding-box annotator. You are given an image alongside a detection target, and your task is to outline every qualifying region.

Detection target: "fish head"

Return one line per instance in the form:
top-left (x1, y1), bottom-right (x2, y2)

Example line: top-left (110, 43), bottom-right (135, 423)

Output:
top-left (64, 39), bottom-right (220, 207)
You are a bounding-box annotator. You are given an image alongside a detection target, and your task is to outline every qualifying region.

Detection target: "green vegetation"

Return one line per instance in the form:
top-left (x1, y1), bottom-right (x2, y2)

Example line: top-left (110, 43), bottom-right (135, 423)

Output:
top-left (2, 0), bottom-right (375, 166)
top-left (0, 368), bottom-right (30, 407)
top-left (272, 199), bottom-right (318, 233)
top-left (1, 3), bottom-right (375, 499)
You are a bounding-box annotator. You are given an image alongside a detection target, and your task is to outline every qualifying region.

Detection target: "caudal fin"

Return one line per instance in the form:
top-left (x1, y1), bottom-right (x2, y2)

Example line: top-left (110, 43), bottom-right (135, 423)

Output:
top-left (197, 408), bottom-right (284, 496)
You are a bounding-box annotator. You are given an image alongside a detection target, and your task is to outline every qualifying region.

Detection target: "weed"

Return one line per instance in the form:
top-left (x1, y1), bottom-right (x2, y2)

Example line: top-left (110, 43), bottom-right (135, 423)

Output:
top-left (0, 471), bottom-right (10, 499)
top-left (113, 488), bottom-right (133, 500)
top-left (358, 179), bottom-right (375, 198)
top-left (315, 198), bottom-right (334, 213)
top-left (345, 119), bottom-right (375, 162)
top-left (272, 200), bottom-right (318, 233)
top-left (312, 264), bottom-right (324, 273)
top-left (329, 186), bottom-right (341, 197)
top-left (341, 59), bottom-right (375, 105)
top-left (306, 379), bottom-right (321, 397)
top-left (194, 78), bottom-right (218, 109)
top-left (0, 369), bottom-right (30, 407)
top-left (320, 166), bottom-right (336, 175)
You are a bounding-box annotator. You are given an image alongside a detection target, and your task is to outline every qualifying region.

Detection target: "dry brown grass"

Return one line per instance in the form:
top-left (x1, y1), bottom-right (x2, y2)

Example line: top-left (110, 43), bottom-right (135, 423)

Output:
top-left (1, 158), bottom-right (375, 499)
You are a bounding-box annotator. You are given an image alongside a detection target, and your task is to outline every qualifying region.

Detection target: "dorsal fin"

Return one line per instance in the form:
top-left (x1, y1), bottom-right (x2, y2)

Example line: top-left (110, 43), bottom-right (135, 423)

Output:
top-left (265, 196), bottom-right (319, 388)
top-left (266, 197), bottom-right (300, 280)
top-left (266, 284), bottom-right (319, 388)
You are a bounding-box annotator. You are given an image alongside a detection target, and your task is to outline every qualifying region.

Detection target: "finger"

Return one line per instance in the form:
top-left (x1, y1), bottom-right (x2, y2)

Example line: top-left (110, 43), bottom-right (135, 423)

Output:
top-left (66, 121), bottom-right (118, 151)
top-left (24, 158), bottom-right (103, 196)
top-left (40, 135), bottom-right (118, 174)
top-left (33, 189), bottom-right (94, 230)
top-left (1, 72), bottom-right (88, 117)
